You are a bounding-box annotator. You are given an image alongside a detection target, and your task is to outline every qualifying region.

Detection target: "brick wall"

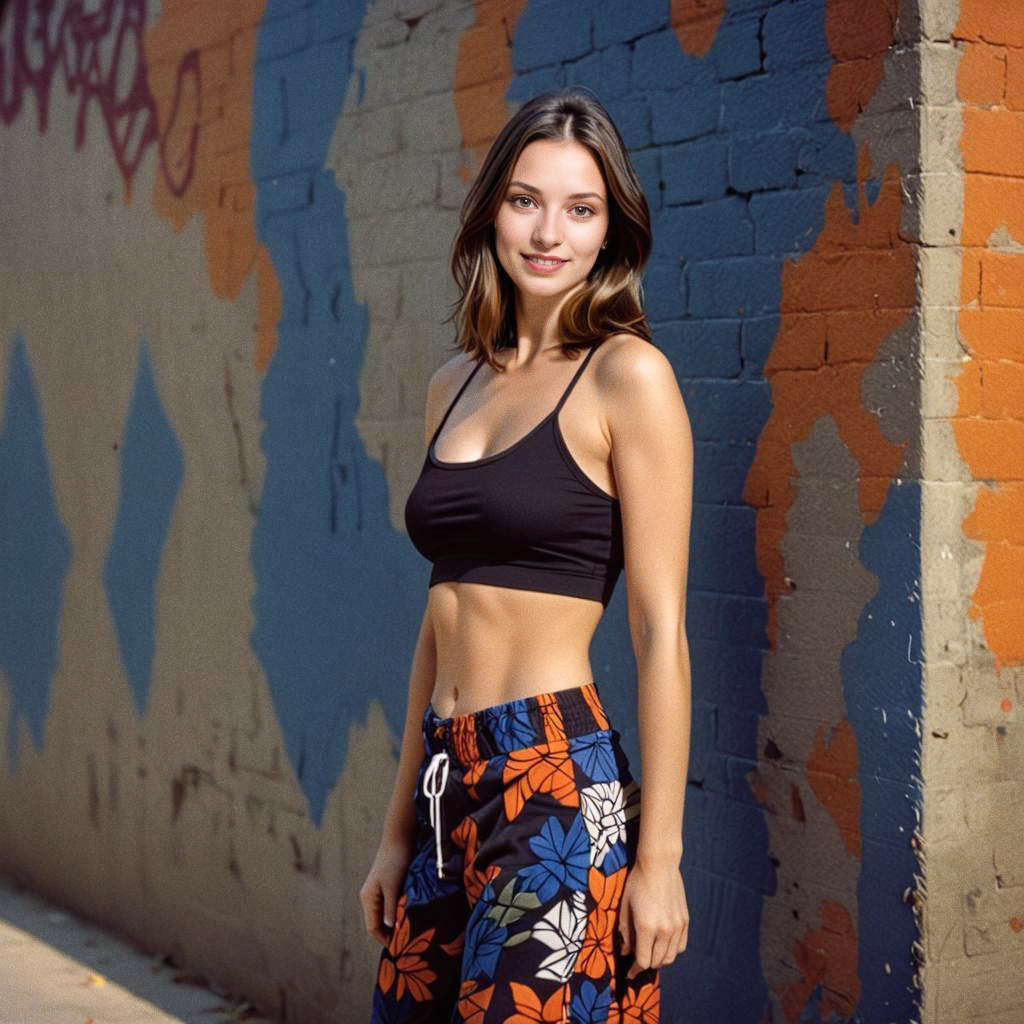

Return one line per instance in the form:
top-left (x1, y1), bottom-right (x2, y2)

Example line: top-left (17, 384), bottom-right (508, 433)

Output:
top-left (2, 1), bottom-right (1018, 1021)
top-left (919, 2), bottom-right (1024, 1020)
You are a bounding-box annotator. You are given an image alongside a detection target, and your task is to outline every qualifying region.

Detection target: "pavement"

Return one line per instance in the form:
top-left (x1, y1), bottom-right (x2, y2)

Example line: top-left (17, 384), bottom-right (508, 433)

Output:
top-left (0, 870), bottom-right (278, 1024)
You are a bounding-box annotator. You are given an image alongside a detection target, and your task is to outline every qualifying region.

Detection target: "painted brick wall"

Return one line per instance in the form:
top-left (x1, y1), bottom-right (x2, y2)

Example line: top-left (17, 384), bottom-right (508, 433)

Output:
top-left (1, 1), bottom-right (1017, 1022)
top-left (918, 2), bottom-right (1024, 1021)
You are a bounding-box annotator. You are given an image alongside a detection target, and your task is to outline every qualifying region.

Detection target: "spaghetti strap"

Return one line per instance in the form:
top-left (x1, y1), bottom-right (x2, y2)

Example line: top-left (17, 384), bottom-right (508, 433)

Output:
top-left (551, 344), bottom-right (599, 415)
top-left (429, 358), bottom-right (484, 447)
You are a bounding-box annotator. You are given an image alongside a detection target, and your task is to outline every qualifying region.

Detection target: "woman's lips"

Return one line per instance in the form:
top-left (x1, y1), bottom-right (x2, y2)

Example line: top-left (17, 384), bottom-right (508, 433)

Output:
top-left (522, 254), bottom-right (567, 273)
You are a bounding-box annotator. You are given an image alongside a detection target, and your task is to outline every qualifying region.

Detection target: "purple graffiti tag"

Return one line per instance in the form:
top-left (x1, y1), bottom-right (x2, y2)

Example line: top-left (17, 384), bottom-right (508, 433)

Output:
top-left (0, 0), bottom-right (199, 198)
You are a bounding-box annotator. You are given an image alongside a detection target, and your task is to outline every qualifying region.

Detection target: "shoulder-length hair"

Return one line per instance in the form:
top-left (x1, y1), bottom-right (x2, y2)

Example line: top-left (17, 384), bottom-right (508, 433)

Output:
top-left (444, 87), bottom-right (654, 371)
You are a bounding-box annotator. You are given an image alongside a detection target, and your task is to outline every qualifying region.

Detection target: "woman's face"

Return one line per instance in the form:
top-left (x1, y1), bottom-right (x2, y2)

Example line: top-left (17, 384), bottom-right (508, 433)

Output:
top-left (493, 138), bottom-right (609, 305)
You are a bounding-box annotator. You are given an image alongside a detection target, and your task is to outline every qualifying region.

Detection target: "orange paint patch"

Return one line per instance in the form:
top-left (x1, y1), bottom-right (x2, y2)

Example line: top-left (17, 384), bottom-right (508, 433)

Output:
top-left (956, 2), bottom-right (1024, 48)
top-left (807, 718), bottom-right (861, 859)
top-left (957, 42), bottom-right (1007, 106)
top-left (963, 108), bottom-right (1024, 176)
top-left (670, 0), bottom-right (726, 58)
top-left (744, 146), bottom-right (913, 650)
top-left (790, 781), bottom-right (805, 824)
top-left (961, 175), bottom-right (1024, 246)
top-left (145, 2), bottom-right (282, 374)
top-left (454, 2), bottom-right (530, 183)
top-left (779, 902), bottom-right (860, 1022)
top-left (979, 251), bottom-right (1024, 312)
top-left (1001, 697), bottom-right (1014, 713)
top-left (824, 0), bottom-right (899, 133)
top-left (952, 1), bottom-right (1024, 669)
top-left (950, 2), bottom-right (1024, 671)
top-left (1005, 48), bottom-right (1024, 110)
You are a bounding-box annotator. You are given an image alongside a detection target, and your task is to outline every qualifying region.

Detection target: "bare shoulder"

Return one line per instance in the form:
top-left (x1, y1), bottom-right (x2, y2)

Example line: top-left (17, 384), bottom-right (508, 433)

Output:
top-left (596, 334), bottom-right (693, 500)
top-left (430, 349), bottom-right (476, 394)
top-left (423, 350), bottom-right (478, 444)
top-left (594, 333), bottom-right (686, 419)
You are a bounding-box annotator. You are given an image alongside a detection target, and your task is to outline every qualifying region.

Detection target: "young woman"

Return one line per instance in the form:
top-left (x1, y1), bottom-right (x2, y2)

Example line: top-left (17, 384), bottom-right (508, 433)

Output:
top-left (362, 87), bottom-right (693, 1024)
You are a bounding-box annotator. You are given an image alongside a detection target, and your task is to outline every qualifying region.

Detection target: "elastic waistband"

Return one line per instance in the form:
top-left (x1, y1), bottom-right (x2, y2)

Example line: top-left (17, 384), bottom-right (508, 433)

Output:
top-left (423, 681), bottom-right (613, 767)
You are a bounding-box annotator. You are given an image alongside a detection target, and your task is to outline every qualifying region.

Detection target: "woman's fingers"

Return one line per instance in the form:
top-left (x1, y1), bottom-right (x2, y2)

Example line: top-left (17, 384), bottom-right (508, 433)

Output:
top-left (626, 923), bottom-right (654, 980)
top-left (648, 930), bottom-right (669, 974)
top-left (660, 928), bottom-right (681, 970)
top-left (675, 915), bottom-right (690, 956)
top-left (360, 879), bottom-right (389, 946)
top-left (627, 915), bottom-right (690, 979)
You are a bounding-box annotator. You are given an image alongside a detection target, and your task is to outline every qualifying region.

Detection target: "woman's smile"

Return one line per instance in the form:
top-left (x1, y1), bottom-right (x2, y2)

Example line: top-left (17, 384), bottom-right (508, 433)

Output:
top-left (522, 252), bottom-right (568, 273)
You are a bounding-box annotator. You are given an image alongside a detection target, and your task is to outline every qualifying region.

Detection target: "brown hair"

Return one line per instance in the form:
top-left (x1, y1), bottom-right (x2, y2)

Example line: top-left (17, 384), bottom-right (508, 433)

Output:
top-left (444, 87), bottom-right (654, 371)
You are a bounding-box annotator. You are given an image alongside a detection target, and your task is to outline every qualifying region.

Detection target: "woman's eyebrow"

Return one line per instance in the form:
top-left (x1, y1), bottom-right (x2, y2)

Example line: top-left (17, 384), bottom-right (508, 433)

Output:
top-left (508, 180), bottom-right (604, 201)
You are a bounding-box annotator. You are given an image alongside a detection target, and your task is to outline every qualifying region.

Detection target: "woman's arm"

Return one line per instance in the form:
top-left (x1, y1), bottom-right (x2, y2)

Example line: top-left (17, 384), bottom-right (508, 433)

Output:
top-left (603, 334), bottom-right (694, 975)
top-left (361, 605), bottom-right (437, 943)
top-left (380, 607), bottom-right (437, 844)
top-left (361, 363), bottom-right (450, 944)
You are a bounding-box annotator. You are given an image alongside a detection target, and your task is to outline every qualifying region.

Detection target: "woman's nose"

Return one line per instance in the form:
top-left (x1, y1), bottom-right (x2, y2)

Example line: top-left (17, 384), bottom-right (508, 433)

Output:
top-left (531, 214), bottom-right (562, 247)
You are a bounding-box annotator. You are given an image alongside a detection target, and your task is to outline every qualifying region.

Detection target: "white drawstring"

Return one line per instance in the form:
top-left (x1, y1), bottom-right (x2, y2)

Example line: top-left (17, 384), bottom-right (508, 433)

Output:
top-left (422, 751), bottom-right (450, 878)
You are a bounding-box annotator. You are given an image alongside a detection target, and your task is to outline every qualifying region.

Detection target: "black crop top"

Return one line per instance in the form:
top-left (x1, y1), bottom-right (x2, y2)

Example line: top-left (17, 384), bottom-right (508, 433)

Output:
top-left (404, 343), bottom-right (624, 606)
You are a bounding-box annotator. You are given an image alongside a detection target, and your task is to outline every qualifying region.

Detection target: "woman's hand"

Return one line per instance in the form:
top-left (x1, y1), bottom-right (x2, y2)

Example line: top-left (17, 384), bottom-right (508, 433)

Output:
top-left (360, 831), bottom-right (416, 946)
top-left (619, 858), bottom-right (689, 980)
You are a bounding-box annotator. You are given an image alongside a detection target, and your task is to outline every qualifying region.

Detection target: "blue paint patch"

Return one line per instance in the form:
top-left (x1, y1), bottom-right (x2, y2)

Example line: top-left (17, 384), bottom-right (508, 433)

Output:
top-left (249, 0), bottom-right (421, 827)
top-left (844, 478), bottom-right (922, 1024)
top-left (0, 335), bottom-right (71, 774)
top-left (102, 337), bottom-right (184, 715)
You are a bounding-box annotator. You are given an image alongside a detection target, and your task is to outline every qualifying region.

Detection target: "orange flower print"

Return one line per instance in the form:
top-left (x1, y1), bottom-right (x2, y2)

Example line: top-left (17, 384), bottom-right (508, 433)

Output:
top-left (452, 811), bottom-right (476, 854)
top-left (503, 739), bottom-right (579, 821)
top-left (464, 756), bottom-right (488, 799)
top-left (531, 691), bottom-right (568, 742)
top-left (504, 980), bottom-right (571, 1023)
top-left (578, 865), bottom-right (627, 978)
top-left (580, 683), bottom-right (611, 731)
top-left (458, 977), bottom-right (495, 1024)
top-left (620, 975), bottom-right (660, 1024)
top-left (376, 893), bottom-right (438, 1002)
top-left (452, 814), bottom-right (502, 907)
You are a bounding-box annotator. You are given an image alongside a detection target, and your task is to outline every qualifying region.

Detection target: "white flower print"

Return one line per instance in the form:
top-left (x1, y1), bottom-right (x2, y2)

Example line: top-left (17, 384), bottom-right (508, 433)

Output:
top-left (580, 779), bottom-right (641, 868)
top-left (531, 890), bottom-right (587, 982)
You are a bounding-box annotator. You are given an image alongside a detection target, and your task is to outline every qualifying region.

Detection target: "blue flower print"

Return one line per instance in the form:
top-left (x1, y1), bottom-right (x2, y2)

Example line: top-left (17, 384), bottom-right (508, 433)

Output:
top-left (371, 981), bottom-right (410, 1024)
top-left (463, 882), bottom-right (509, 981)
top-left (569, 731), bottom-right (618, 783)
top-left (402, 844), bottom-right (435, 906)
top-left (600, 839), bottom-right (627, 875)
top-left (518, 812), bottom-right (590, 901)
top-left (570, 978), bottom-right (612, 1023)
top-left (491, 701), bottom-right (537, 751)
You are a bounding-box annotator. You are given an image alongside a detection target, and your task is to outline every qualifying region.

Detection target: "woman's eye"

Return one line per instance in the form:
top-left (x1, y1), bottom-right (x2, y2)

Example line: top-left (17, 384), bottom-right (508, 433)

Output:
top-left (509, 196), bottom-right (594, 218)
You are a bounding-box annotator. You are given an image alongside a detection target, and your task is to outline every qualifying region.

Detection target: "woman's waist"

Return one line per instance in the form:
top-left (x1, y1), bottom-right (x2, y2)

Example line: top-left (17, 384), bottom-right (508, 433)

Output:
top-left (423, 678), bottom-right (616, 766)
top-left (429, 660), bottom-right (595, 721)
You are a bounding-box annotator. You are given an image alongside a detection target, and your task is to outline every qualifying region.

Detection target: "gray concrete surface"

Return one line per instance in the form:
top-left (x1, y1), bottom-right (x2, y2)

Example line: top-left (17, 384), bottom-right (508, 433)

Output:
top-left (0, 870), bottom-right (278, 1024)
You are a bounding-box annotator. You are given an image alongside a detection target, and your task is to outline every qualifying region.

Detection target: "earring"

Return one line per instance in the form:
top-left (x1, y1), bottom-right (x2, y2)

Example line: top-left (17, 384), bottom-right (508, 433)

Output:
top-left (601, 240), bottom-right (607, 249)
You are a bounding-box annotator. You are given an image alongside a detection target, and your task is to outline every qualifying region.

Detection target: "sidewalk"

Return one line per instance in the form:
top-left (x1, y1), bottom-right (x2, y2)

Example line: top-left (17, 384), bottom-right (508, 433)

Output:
top-left (0, 870), bottom-right (277, 1024)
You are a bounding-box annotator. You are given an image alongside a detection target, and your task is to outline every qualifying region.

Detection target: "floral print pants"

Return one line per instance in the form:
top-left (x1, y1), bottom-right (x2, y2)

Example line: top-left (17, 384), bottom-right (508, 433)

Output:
top-left (371, 680), bottom-right (661, 1023)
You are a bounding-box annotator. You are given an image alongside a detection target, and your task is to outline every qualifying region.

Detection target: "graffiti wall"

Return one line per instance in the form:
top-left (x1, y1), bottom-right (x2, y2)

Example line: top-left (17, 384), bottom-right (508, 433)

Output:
top-left (3, 0), bottom-right (1013, 1021)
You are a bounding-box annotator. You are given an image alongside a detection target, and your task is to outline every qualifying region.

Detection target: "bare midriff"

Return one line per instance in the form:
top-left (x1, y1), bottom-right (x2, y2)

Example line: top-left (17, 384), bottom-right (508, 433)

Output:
top-left (426, 580), bottom-right (604, 719)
